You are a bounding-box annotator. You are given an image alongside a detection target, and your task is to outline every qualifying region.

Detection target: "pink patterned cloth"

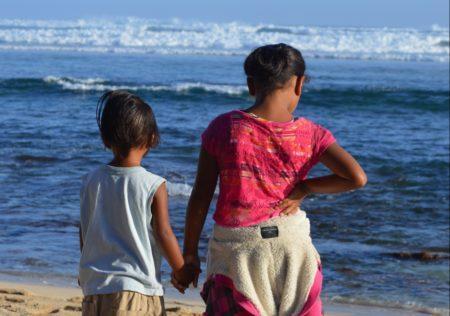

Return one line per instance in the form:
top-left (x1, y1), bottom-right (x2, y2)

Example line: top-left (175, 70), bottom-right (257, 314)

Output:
top-left (201, 274), bottom-right (260, 316)
top-left (299, 264), bottom-right (323, 316)
top-left (200, 265), bottom-right (323, 316)
top-left (202, 110), bottom-right (335, 227)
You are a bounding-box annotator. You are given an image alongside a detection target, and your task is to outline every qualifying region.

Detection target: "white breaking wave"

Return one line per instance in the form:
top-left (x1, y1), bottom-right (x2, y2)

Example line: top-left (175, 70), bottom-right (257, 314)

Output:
top-left (167, 181), bottom-right (192, 197)
top-left (43, 76), bottom-right (247, 95)
top-left (0, 18), bottom-right (448, 62)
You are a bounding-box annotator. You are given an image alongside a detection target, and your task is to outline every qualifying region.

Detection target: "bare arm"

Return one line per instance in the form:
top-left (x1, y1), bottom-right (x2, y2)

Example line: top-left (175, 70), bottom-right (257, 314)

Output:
top-left (151, 182), bottom-right (185, 275)
top-left (304, 143), bottom-right (367, 193)
top-left (182, 147), bottom-right (219, 285)
top-left (280, 143), bottom-right (367, 214)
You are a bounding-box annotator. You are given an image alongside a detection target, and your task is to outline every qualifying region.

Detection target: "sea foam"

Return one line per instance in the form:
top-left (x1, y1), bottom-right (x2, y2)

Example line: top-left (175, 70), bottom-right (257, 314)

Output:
top-left (0, 18), bottom-right (448, 62)
top-left (43, 76), bottom-right (247, 95)
top-left (166, 181), bottom-right (192, 197)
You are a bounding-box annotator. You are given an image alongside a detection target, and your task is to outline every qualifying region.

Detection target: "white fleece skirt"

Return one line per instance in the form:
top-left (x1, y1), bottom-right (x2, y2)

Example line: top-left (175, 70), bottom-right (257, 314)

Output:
top-left (204, 210), bottom-right (321, 316)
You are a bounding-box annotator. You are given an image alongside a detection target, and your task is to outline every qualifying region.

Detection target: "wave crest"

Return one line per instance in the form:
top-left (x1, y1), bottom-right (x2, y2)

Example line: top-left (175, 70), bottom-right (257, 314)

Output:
top-left (167, 181), bottom-right (192, 197)
top-left (0, 18), bottom-right (448, 62)
top-left (42, 76), bottom-right (248, 96)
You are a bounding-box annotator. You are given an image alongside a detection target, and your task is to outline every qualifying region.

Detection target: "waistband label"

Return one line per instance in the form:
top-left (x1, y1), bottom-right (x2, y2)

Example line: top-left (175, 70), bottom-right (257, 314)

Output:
top-left (260, 226), bottom-right (279, 239)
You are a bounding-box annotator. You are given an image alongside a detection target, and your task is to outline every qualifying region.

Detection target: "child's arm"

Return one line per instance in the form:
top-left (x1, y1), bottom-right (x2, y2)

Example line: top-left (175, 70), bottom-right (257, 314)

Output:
top-left (280, 143), bottom-right (367, 215)
top-left (183, 148), bottom-right (219, 286)
top-left (151, 182), bottom-right (187, 291)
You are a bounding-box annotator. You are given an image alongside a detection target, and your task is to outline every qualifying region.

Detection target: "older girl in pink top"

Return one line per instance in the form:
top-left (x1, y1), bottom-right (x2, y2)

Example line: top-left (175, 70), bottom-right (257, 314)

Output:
top-left (180, 44), bottom-right (367, 316)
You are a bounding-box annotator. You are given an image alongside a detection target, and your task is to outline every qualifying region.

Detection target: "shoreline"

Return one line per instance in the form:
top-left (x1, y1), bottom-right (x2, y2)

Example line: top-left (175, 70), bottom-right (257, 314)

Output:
top-left (0, 278), bottom-right (435, 316)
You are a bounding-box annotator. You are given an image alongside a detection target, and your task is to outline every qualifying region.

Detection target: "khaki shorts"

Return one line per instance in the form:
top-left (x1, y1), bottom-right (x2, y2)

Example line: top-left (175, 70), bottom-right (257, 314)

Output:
top-left (82, 291), bottom-right (166, 316)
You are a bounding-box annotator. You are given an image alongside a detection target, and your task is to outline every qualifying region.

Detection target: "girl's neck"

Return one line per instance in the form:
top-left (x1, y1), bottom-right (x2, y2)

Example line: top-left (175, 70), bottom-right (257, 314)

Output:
top-left (247, 93), bottom-right (294, 123)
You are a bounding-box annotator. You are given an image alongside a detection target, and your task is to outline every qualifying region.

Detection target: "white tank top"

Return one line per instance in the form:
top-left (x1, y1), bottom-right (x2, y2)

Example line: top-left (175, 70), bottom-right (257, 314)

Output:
top-left (79, 165), bottom-right (165, 296)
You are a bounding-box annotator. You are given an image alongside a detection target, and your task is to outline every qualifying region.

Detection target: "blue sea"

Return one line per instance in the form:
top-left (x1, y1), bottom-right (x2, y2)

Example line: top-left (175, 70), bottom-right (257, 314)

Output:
top-left (0, 18), bottom-right (448, 314)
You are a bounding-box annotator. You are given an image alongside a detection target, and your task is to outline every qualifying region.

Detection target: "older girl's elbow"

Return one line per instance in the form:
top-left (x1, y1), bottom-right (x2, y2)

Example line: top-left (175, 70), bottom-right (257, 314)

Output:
top-left (353, 172), bottom-right (368, 188)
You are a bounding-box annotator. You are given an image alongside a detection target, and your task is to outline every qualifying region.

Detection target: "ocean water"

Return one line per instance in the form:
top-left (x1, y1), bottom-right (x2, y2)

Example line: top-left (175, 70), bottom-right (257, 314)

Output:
top-left (0, 18), bottom-right (449, 314)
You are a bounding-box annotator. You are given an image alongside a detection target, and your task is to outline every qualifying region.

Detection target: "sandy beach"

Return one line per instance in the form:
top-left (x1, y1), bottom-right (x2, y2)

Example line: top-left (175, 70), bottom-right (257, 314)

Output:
top-left (0, 280), bottom-right (430, 316)
top-left (0, 281), bottom-right (203, 315)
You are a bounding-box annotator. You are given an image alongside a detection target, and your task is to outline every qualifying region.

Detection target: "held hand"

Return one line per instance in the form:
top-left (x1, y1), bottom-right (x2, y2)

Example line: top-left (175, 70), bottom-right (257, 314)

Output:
top-left (278, 182), bottom-right (310, 216)
top-left (171, 262), bottom-right (201, 293)
top-left (170, 271), bottom-right (187, 294)
top-left (183, 254), bottom-right (201, 288)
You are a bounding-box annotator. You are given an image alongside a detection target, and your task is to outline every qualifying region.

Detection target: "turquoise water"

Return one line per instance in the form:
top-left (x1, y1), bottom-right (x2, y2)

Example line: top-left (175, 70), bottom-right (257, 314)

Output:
top-left (0, 19), bottom-right (449, 314)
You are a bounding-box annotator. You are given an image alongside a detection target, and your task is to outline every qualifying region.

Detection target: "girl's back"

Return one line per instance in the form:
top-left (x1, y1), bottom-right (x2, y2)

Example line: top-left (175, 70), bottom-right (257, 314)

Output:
top-left (202, 110), bottom-right (335, 227)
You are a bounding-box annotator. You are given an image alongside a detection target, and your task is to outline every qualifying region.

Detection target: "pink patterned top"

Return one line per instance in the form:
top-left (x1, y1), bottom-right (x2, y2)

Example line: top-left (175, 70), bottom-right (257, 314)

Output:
top-left (202, 110), bottom-right (336, 227)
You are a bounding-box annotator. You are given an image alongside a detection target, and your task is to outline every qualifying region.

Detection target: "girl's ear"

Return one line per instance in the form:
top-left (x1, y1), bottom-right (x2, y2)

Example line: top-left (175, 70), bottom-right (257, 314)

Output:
top-left (294, 76), bottom-right (305, 96)
top-left (247, 77), bottom-right (256, 96)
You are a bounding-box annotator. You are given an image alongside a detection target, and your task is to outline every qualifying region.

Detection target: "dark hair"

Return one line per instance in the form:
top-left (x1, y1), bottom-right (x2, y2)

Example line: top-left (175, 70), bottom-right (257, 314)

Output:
top-left (244, 43), bottom-right (306, 96)
top-left (96, 90), bottom-right (160, 158)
